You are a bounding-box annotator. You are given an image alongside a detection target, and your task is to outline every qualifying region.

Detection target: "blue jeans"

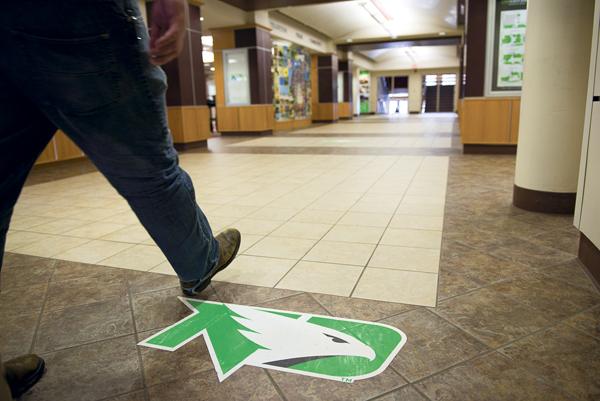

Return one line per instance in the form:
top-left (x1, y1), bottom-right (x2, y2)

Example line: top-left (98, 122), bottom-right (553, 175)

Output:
top-left (0, 0), bottom-right (219, 281)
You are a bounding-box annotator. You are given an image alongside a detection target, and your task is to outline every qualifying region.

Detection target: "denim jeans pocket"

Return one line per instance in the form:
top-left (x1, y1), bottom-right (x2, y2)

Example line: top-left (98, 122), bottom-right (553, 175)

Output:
top-left (12, 30), bottom-right (122, 115)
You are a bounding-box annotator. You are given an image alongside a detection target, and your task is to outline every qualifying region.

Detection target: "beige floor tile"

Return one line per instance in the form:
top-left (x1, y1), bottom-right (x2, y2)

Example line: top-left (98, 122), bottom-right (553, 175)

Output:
top-left (350, 200), bottom-right (399, 214)
top-left (101, 224), bottom-right (152, 243)
top-left (101, 211), bottom-right (140, 225)
top-left (368, 245), bottom-right (441, 273)
top-left (389, 214), bottom-right (444, 230)
top-left (353, 268), bottom-right (438, 307)
top-left (303, 240), bottom-right (375, 266)
top-left (68, 208), bottom-right (121, 221)
top-left (380, 228), bottom-right (442, 249)
top-left (214, 255), bottom-right (296, 287)
top-left (5, 231), bottom-right (51, 251)
top-left (323, 225), bottom-right (384, 244)
top-left (63, 221), bottom-right (128, 239)
top-left (53, 240), bottom-right (134, 264)
top-left (233, 219), bottom-right (282, 236)
top-left (9, 215), bottom-right (56, 230)
top-left (99, 244), bottom-right (166, 271)
top-left (207, 215), bottom-right (239, 232)
top-left (210, 204), bottom-right (259, 219)
top-left (12, 235), bottom-right (90, 258)
top-left (276, 261), bottom-right (363, 296)
top-left (248, 208), bottom-right (299, 221)
top-left (402, 195), bottom-right (446, 206)
top-left (395, 203), bottom-right (445, 217)
top-left (270, 222), bottom-right (332, 240)
top-left (26, 218), bottom-right (89, 235)
top-left (245, 237), bottom-right (316, 260)
top-left (149, 261), bottom-right (177, 276)
top-left (337, 212), bottom-right (392, 227)
top-left (237, 234), bottom-right (264, 253)
top-left (291, 209), bottom-right (344, 224)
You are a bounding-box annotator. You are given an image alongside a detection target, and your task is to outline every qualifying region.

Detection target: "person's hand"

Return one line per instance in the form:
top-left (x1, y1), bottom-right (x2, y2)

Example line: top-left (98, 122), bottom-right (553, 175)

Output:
top-left (149, 0), bottom-right (186, 65)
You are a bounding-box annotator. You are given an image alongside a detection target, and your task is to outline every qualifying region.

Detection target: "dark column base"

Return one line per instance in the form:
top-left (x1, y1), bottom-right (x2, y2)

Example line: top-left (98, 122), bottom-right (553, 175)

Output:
top-left (578, 233), bottom-right (600, 290)
top-left (513, 184), bottom-right (576, 214)
top-left (409, 111), bottom-right (420, 114)
top-left (219, 130), bottom-right (273, 136)
top-left (339, 117), bottom-right (353, 120)
top-left (463, 144), bottom-right (517, 154)
top-left (312, 120), bottom-right (339, 123)
top-left (174, 140), bottom-right (207, 151)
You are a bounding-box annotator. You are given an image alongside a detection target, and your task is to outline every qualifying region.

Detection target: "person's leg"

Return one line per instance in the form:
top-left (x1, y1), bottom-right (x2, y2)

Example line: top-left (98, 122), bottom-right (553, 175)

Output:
top-left (0, 78), bottom-right (57, 271)
top-left (0, 0), bottom-right (221, 282)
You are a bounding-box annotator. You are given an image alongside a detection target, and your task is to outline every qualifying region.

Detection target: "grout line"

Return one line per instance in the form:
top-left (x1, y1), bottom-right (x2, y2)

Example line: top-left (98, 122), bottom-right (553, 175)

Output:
top-left (28, 259), bottom-right (57, 354)
top-left (265, 370), bottom-right (290, 401)
top-left (125, 278), bottom-right (151, 401)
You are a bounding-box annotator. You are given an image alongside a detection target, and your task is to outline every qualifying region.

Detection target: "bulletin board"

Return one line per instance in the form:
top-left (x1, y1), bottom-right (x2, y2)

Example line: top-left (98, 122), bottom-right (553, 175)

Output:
top-left (273, 41), bottom-right (312, 121)
top-left (492, 0), bottom-right (527, 91)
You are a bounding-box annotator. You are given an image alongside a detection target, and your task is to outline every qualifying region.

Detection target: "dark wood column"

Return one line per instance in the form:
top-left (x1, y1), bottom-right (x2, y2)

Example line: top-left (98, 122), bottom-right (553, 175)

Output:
top-left (148, 2), bottom-right (211, 147)
top-left (313, 54), bottom-right (339, 123)
top-left (338, 60), bottom-right (353, 119)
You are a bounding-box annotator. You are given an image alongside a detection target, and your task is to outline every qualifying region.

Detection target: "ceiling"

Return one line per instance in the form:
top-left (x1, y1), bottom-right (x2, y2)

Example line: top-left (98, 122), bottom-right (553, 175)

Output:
top-left (278, 0), bottom-right (459, 43)
top-left (359, 45), bottom-right (459, 70)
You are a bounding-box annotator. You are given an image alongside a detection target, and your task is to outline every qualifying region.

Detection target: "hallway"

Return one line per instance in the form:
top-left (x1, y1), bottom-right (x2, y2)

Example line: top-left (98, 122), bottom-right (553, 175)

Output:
top-left (3, 115), bottom-right (599, 401)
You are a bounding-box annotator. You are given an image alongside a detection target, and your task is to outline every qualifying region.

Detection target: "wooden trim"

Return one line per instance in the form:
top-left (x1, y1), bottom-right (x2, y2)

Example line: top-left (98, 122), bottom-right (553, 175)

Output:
top-left (211, 29), bottom-right (236, 49)
top-left (513, 184), bottom-right (576, 214)
top-left (463, 144), bottom-right (516, 154)
top-left (214, 50), bottom-right (226, 107)
top-left (274, 118), bottom-right (312, 132)
top-left (55, 130), bottom-right (84, 161)
top-left (578, 233), bottom-right (600, 290)
top-left (174, 140), bottom-right (207, 150)
top-left (167, 106), bottom-right (212, 144)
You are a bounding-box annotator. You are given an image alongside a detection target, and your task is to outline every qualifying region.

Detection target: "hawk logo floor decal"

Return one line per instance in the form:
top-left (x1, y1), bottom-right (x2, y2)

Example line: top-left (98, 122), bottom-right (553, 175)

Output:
top-left (138, 298), bottom-right (406, 383)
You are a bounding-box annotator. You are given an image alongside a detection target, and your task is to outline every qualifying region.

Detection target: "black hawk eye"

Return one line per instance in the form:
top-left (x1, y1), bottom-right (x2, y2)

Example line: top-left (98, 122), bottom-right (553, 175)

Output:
top-left (324, 333), bottom-right (348, 343)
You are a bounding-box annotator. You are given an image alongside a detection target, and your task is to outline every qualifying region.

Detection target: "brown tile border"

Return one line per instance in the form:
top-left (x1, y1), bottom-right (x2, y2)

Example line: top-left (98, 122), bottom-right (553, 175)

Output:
top-left (513, 185), bottom-right (576, 214)
top-left (578, 233), bottom-right (600, 290)
top-left (463, 144), bottom-right (517, 154)
top-left (218, 130), bottom-right (273, 136)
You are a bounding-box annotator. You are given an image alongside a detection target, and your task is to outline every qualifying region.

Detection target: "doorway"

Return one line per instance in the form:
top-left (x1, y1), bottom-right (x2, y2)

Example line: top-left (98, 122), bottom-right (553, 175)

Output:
top-left (423, 74), bottom-right (456, 112)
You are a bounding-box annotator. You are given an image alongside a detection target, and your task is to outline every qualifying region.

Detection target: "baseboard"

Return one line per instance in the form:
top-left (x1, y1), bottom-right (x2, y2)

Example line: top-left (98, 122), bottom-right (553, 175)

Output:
top-left (578, 233), bottom-right (600, 290)
top-left (463, 144), bottom-right (517, 154)
top-left (312, 120), bottom-right (339, 123)
top-left (513, 184), bottom-right (576, 214)
top-left (174, 140), bottom-right (207, 151)
top-left (219, 130), bottom-right (273, 136)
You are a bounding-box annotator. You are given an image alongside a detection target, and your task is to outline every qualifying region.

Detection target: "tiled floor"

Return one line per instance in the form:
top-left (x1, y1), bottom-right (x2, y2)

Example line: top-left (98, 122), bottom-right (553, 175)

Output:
top-left (2, 114), bottom-right (600, 401)
top-left (8, 116), bottom-right (451, 306)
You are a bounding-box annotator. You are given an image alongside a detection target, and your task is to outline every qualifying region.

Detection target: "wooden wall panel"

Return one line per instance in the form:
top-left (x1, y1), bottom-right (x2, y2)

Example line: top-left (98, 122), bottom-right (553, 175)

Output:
top-left (274, 118), bottom-right (312, 132)
top-left (36, 139), bottom-right (57, 164)
top-left (338, 102), bottom-right (352, 119)
top-left (313, 103), bottom-right (338, 122)
top-left (168, 106), bottom-right (212, 143)
top-left (214, 50), bottom-right (226, 107)
top-left (510, 98), bottom-right (521, 143)
top-left (55, 131), bottom-right (84, 160)
top-left (238, 105), bottom-right (274, 131)
top-left (217, 106), bottom-right (240, 131)
top-left (460, 97), bottom-right (519, 145)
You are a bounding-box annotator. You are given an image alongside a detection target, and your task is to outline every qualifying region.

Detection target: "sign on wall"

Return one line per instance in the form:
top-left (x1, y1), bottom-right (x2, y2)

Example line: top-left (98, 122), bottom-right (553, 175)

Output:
top-left (223, 49), bottom-right (250, 106)
top-left (492, 0), bottom-right (528, 92)
top-left (139, 298), bottom-right (406, 383)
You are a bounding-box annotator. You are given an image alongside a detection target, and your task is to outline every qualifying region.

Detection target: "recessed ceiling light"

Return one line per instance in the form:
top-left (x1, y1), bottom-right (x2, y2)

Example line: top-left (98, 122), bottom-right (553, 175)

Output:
top-left (346, 38), bottom-right (353, 43)
top-left (200, 17), bottom-right (204, 21)
top-left (210, 67), bottom-right (215, 71)
top-left (438, 31), bottom-right (447, 36)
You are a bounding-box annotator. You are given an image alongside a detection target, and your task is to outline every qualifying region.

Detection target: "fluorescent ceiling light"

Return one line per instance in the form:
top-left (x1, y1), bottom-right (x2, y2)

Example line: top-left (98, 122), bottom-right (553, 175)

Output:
top-left (202, 50), bottom-right (214, 63)
top-left (201, 35), bottom-right (213, 47)
top-left (359, 0), bottom-right (397, 38)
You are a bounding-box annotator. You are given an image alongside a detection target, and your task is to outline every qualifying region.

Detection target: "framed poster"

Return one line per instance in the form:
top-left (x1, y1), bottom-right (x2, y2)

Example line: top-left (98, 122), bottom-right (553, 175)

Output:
top-left (492, 0), bottom-right (527, 92)
top-left (223, 49), bottom-right (250, 106)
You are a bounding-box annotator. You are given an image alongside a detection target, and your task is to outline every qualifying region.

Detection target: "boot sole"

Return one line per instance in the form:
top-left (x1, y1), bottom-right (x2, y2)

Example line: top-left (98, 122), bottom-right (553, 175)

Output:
top-left (183, 234), bottom-right (241, 296)
top-left (11, 358), bottom-right (45, 399)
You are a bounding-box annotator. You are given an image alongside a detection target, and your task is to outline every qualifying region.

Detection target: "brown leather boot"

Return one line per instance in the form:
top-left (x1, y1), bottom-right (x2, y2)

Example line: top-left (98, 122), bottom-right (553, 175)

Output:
top-left (4, 354), bottom-right (45, 399)
top-left (180, 228), bottom-right (241, 296)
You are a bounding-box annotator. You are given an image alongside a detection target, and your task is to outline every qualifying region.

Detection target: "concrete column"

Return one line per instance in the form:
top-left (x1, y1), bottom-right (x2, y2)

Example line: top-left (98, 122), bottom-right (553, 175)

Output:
top-left (513, 0), bottom-right (594, 213)
top-left (408, 72), bottom-right (422, 114)
top-left (338, 60), bottom-right (353, 119)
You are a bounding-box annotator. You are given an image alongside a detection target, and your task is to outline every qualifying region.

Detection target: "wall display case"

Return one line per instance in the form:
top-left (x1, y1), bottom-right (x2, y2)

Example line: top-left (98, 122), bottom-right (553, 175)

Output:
top-left (223, 49), bottom-right (250, 106)
top-left (359, 70), bottom-right (370, 113)
top-left (272, 41), bottom-right (312, 121)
